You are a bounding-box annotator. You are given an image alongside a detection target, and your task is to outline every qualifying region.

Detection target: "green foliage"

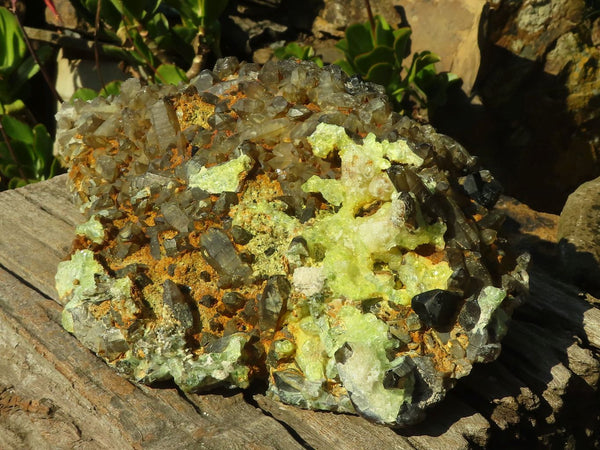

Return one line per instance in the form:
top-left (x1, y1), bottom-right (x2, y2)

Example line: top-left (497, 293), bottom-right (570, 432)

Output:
top-left (155, 63), bottom-right (188, 85)
top-left (0, 6), bottom-right (59, 189)
top-left (0, 7), bottom-right (52, 114)
top-left (274, 43), bottom-right (323, 67)
top-left (70, 0), bottom-right (228, 82)
top-left (334, 15), bottom-right (460, 116)
top-left (0, 115), bottom-right (58, 188)
top-left (165, 0), bottom-right (229, 55)
top-left (71, 80), bottom-right (123, 102)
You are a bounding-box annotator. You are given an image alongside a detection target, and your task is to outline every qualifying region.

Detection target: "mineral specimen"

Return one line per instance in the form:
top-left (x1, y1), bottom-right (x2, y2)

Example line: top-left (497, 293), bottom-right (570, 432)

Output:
top-left (54, 58), bottom-right (528, 426)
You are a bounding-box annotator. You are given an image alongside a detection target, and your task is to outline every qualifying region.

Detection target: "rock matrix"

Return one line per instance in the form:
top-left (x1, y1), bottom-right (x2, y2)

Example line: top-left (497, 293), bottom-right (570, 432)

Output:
top-left (54, 58), bottom-right (527, 426)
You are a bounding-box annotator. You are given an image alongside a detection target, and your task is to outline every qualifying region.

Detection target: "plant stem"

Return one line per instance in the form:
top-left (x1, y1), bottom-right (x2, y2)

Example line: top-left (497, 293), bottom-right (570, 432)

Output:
top-left (364, 0), bottom-right (376, 38)
top-left (10, 6), bottom-right (64, 103)
top-left (120, 16), bottom-right (160, 82)
top-left (0, 117), bottom-right (28, 181)
top-left (94, 0), bottom-right (107, 92)
top-left (185, 32), bottom-right (209, 80)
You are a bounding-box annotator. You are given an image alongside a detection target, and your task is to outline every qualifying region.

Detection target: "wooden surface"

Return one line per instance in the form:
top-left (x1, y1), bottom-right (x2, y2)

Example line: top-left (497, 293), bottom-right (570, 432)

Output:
top-left (0, 175), bottom-right (598, 449)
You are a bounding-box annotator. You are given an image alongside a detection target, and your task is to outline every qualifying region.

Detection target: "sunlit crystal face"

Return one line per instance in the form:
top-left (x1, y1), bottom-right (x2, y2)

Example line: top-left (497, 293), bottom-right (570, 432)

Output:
top-left (55, 58), bottom-right (527, 426)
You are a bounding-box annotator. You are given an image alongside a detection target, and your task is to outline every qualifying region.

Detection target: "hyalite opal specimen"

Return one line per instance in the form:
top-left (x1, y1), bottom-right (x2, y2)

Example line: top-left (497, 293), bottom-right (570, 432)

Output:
top-left (54, 58), bottom-right (528, 426)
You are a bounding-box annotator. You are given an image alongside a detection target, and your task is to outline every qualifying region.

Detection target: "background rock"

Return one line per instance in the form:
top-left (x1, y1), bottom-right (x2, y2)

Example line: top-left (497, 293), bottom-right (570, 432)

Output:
top-left (400, 0), bottom-right (485, 94)
top-left (558, 176), bottom-right (600, 297)
top-left (471, 0), bottom-right (600, 213)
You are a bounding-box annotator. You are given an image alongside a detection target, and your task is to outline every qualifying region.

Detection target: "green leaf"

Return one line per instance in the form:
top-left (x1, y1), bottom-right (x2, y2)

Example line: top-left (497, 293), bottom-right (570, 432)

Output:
top-left (156, 63), bottom-right (188, 85)
top-left (0, 7), bottom-right (26, 74)
top-left (71, 88), bottom-right (98, 102)
top-left (0, 141), bottom-right (9, 161)
top-left (393, 28), bottom-right (412, 64)
top-left (335, 38), bottom-right (349, 54)
top-left (274, 43), bottom-right (321, 65)
top-left (405, 51), bottom-right (439, 85)
top-left (8, 177), bottom-right (28, 189)
top-left (173, 24), bottom-right (198, 43)
top-left (100, 44), bottom-right (137, 65)
top-left (1, 115), bottom-right (33, 144)
top-left (345, 22), bottom-right (373, 59)
top-left (164, 0), bottom-right (197, 27)
top-left (33, 123), bottom-right (53, 175)
top-left (2, 53), bottom-right (40, 103)
top-left (106, 0), bottom-right (127, 17)
top-left (414, 51), bottom-right (440, 74)
top-left (146, 11), bottom-right (170, 38)
top-left (168, 25), bottom-right (196, 62)
top-left (374, 15), bottom-right (394, 47)
top-left (333, 58), bottom-right (356, 76)
top-left (201, 0), bottom-right (230, 23)
top-left (129, 29), bottom-right (156, 68)
top-left (0, 162), bottom-right (21, 180)
top-left (274, 42), bottom-right (302, 60)
top-left (446, 72), bottom-right (461, 84)
top-left (365, 62), bottom-right (394, 86)
top-left (392, 87), bottom-right (406, 104)
top-left (0, 99), bottom-right (25, 114)
top-left (6, 139), bottom-right (33, 167)
top-left (48, 156), bottom-right (61, 178)
top-left (354, 46), bottom-right (394, 75)
top-left (89, 0), bottom-right (122, 30)
top-left (13, 45), bottom-right (53, 92)
top-left (120, 0), bottom-right (149, 20)
top-left (100, 80), bottom-right (122, 97)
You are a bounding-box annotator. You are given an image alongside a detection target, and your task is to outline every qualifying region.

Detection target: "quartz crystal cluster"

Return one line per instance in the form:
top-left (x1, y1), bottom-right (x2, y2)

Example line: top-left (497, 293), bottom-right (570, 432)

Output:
top-left (54, 58), bottom-right (528, 426)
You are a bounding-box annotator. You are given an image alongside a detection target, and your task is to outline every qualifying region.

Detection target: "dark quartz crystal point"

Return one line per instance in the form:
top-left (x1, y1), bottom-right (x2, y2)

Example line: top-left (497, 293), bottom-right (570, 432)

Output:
top-left (259, 275), bottom-right (291, 331)
top-left (200, 294), bottom-right (217, 308)
top-left (231, 225), bottom-right (253, 245)
top-left (383, 357), bottom-right (416, 389)
top-left (200, 228), bottom-right (252, 288)
top-left (221, 291), bottom-right (246, 314)
top-left (213, 192), bottom-right (239, 215)
top-left (162, 279), bottom-right (194, 330)
top-left (461, 170), bottom-right (503, 209)
top-left (458, 296), bottom-right (481, 331)
top-left (411, 289), bottom-right (463, 331)
top-left (334, 342), bottom-right (354, 364)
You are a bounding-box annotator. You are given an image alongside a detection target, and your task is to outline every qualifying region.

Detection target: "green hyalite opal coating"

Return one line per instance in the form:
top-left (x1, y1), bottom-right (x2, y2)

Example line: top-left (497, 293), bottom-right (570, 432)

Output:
top-left (54, 58), bottom-right (528, 426)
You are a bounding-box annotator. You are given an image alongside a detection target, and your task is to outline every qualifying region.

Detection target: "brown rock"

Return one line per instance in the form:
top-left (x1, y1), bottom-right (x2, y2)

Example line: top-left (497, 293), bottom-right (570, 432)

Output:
top-left (401, 0), bottom-right (485, 93)
top-left (474, 0), bottom-right (600, 213)
top-left (44, 0), bottom-right (89, 30)
top-left (558, 176), bottom-right (600, 296)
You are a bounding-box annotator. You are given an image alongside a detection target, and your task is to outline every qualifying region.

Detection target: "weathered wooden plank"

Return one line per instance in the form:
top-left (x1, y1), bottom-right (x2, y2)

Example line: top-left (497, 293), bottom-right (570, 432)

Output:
top-left (255, 394), bottom-right (416, 449)
top-left (403, 394), bottom-right (490, 450)
top-left (183, 392), bottom-right (305, 450)
top-left (255, 392), bottom-right (491, 450)
top-left (0, 268), bottom-right (303, 449)
top-left (522, 268), bottom-right (600, 350)
top-left (0, 187), bottom-right (76, 299)
top-left (15, 174), bottom-right (84, 228)
top-left (453, 361), bottom-right (539, 434)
